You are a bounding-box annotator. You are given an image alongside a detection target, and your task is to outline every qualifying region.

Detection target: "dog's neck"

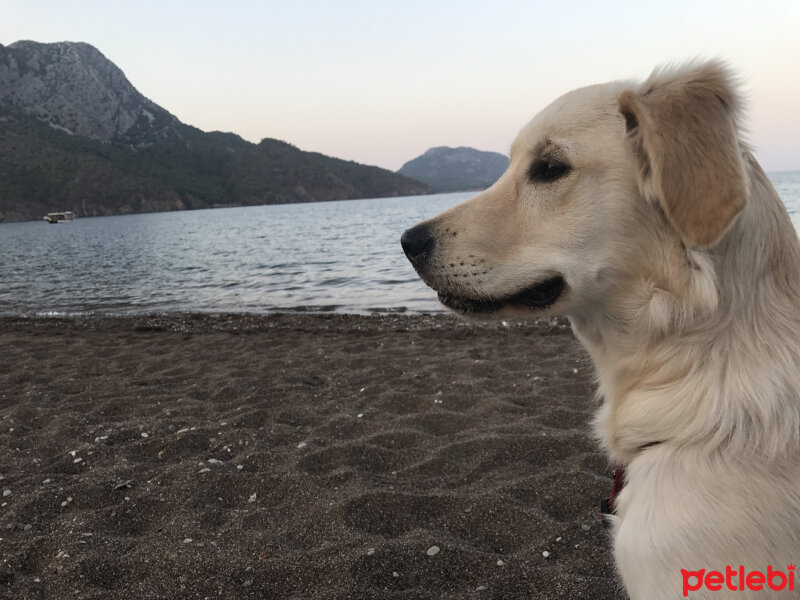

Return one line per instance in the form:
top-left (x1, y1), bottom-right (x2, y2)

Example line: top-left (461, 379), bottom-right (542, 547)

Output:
top-left (571, 157), bottom-right (800, 465)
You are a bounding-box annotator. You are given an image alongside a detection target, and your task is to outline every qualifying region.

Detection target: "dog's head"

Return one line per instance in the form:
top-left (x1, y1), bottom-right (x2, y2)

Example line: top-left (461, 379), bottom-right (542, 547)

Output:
top-left (401, 61), bottom-right (748, 324)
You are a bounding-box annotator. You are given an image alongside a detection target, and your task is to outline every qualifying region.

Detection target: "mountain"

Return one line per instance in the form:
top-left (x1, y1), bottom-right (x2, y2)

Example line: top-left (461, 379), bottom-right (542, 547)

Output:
top-left (0, 41), bottom-right (180, 144)
top-left (397, 146), bottom-right (509, 193)
top-left (228, 138), bottom-right (433, 205)
top-left (0, 40), bottom-right (429, 222)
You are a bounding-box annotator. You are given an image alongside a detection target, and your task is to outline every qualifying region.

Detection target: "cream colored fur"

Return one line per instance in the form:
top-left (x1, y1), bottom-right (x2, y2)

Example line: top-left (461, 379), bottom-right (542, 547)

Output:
top-left (407, 61), bottom-right (800, 598)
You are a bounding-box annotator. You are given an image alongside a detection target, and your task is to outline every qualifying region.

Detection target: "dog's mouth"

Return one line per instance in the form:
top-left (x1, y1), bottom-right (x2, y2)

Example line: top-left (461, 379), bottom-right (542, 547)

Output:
top-left (437, 275), bottom-right (566, 314)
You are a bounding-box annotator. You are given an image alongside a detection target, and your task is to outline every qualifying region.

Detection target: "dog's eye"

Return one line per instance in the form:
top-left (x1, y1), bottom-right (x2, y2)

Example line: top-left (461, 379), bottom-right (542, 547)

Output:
top-left (528, 158), bottom-right (571, 183)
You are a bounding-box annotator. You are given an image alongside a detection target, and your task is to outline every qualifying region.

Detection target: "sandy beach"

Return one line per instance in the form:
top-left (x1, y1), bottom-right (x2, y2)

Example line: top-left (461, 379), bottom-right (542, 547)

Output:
top-left (0, 313), bottom-right (624, 599)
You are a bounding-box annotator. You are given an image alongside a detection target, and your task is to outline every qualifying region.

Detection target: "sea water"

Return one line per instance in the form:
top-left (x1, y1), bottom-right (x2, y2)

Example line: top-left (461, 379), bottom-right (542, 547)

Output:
top-left (1, 172), bottom-right (799, 316)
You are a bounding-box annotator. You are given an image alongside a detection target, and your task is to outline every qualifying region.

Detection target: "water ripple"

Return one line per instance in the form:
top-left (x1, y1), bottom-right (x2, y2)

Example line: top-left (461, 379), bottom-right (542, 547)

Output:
top-left (2, 176), bottom-right (796, 316)
top-left (0, 193), bottom-right (473, 315)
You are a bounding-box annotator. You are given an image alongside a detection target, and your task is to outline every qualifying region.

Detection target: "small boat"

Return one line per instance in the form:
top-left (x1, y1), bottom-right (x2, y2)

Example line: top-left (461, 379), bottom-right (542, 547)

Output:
top-left (44, 211), bottom-right (75, 224)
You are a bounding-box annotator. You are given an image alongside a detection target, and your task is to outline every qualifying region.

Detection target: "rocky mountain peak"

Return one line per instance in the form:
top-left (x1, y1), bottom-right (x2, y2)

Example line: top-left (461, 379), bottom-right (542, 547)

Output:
top-left (398, 146), bottom-right (509, 193)
top-left (0, 40), bottom-right (176, 144)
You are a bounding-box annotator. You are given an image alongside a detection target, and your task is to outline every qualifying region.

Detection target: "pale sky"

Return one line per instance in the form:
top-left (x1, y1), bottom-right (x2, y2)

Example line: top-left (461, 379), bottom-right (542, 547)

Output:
top-left (1, 0), bottom-right (799, 172)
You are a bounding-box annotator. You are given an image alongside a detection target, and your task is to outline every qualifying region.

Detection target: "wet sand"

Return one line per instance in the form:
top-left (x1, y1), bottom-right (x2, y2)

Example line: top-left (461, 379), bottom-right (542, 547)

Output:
top-left (0, 313), bottom-right (624, 599)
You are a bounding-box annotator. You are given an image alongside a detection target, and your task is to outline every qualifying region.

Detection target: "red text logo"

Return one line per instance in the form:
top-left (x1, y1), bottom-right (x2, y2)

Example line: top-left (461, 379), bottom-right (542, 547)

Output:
top-left (682, 565), bottom-right (795, 596)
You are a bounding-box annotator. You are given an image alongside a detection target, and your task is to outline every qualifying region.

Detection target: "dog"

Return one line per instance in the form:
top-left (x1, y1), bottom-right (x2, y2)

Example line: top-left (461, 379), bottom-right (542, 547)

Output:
top-left (401, 61), bottom-right (800, 599)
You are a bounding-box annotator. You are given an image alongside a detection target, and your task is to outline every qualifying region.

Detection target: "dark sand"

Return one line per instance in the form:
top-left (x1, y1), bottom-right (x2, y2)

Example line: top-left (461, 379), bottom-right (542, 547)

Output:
top-left (0, 314), bottom-right (624, 599)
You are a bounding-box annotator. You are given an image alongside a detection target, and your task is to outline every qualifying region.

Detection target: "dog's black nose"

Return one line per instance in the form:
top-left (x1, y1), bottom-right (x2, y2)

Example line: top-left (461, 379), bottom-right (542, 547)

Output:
top-left (401, 224), bottom-right (434, 263)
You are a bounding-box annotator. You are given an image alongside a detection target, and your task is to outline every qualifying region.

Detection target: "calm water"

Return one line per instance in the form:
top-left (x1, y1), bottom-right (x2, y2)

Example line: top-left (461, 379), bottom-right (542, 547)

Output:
top-left (1, 171), bottom-right (799, 316)
top-left (0, 192), bottom-right (473, 316)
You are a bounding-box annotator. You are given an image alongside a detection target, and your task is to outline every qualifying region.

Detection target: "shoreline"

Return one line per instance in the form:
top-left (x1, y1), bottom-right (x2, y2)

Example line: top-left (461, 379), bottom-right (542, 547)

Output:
top-left (0, 310), bottom-right (560, 326)
top-left (0, 313), bottom-right (622, 599)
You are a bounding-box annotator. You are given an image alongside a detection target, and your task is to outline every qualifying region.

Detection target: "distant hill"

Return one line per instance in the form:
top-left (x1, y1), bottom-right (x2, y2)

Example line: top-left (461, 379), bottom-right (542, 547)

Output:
top-left (397, 146), bottom-right (509, 193)
top-left (0, 40), bottom-right (429, 222)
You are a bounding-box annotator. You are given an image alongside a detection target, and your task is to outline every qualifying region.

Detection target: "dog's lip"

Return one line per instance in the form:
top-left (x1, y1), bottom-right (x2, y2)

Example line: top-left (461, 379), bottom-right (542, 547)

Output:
top-left (437, 275), bottom-right (566, 314)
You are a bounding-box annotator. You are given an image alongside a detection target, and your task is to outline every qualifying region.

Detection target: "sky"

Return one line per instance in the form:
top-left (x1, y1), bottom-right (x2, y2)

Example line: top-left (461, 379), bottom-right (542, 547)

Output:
top-left (1, 1), bottom-right (799, 172)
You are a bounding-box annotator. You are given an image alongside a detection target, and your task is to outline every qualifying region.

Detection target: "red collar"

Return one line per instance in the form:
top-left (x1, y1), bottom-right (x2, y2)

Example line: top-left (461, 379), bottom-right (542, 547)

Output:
top-left (600, 467), bottom-right (625, 522)
top-left (600, 442), bottom-right (662, 523)
top-left (608, 467), bottom-right (625, 513)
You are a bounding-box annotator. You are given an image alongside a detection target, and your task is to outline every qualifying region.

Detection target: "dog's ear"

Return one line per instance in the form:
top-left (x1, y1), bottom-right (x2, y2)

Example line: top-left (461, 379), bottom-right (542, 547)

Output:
top-left (618, 61), bottom-right (748, 248)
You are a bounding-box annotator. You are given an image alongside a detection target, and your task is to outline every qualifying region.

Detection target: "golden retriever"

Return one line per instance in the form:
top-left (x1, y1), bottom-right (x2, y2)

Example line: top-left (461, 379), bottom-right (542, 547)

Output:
top-left (401, 61), bottom-right (800, 599)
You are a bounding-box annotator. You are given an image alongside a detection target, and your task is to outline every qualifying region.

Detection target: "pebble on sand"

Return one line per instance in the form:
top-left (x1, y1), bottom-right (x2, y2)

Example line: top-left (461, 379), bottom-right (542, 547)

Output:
top-left (426, 546), bottom-right (440, 556)
top-left (2, 490), bottom-right (10, 497)
top-left (542, 551), bottom-right (550, 558)
top-left (297, 442), bottom-right (308, 449)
